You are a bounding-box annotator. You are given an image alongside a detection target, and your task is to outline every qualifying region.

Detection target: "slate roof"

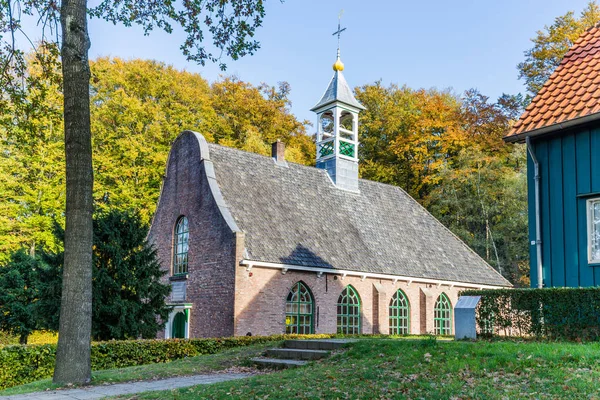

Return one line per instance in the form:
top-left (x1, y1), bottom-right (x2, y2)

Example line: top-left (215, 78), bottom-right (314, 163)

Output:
top-left (310, 70), bottom-right (366, 111)
top-left (208, 143), bottom-right (510, 287)
top-left (506, 25), bottom-right (600, 140)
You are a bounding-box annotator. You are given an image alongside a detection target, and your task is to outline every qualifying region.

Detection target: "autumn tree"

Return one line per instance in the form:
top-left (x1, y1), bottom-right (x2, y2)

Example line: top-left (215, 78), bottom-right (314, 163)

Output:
top-left (0, 55), bottom-right (313, 261)
top-left (518, 1), bottom-right (600, 96)
top-left (90, 57), bottom-right (215, 222)
top-left (355, 81), bottom-right (528, 283)
top-left (0, 45), bottom-right (64, 263)
top-left (0, 0), bottom-right (268, 385)
top-left (355, 82), bottom-right (466, 199)
top-left (460, 89), bottom-right (525, 154)
top-left (209, 77), bottom-right (314, 165)
top-left (425, 146), bottom-right (529, 285)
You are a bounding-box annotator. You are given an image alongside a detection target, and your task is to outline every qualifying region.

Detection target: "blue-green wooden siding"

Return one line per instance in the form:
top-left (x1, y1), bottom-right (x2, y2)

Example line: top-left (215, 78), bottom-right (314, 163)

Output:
top-left (528, 126), bottom-right (600, 287)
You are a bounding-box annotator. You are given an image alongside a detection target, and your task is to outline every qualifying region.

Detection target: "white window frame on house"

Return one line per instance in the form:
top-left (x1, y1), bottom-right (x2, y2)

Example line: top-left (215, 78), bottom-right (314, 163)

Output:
top-left (587, 198), bottom-right (600, 264)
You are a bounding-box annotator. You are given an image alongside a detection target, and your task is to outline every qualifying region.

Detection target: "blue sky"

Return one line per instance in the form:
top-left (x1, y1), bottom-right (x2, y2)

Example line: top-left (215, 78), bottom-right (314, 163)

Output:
top-left (30, 0), bottom-right (594, 125)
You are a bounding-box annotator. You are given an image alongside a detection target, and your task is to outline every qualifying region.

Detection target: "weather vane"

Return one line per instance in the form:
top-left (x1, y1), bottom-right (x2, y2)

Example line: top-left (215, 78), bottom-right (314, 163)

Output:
top-left (332, 10), bottom-right (346, 58)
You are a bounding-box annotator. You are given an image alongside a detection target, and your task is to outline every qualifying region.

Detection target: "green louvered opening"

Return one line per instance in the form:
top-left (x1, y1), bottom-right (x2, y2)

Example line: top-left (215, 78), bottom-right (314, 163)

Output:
top-left (339, 141), bottom-right (355, 157)
top-left (319, 141), bottom-right (334, 157)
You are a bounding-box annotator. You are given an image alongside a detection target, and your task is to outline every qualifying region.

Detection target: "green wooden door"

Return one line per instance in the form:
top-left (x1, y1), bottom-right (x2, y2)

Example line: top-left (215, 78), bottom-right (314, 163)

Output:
top-left (172, 312), bottom-right (186, 338)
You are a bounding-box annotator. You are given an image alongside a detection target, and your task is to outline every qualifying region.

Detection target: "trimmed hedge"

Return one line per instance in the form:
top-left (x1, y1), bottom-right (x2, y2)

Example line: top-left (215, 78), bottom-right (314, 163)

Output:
top-left (0, 334), bottom-right (336, 390)
top-left (461, 288), bottom-right (600, 341)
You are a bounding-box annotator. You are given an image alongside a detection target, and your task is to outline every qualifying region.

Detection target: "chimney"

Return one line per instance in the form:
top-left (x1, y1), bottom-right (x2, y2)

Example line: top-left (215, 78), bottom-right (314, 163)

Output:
top-left (271, 140), bottom-right (286, 165)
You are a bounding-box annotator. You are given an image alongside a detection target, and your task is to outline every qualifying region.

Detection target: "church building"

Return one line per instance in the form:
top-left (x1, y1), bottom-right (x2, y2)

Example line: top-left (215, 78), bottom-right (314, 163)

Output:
top-left (148, 45), bottom-right (510, 339)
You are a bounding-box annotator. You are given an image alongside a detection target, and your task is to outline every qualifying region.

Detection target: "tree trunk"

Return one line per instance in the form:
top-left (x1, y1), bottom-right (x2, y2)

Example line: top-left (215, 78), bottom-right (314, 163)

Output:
top-left (19, 333), bottom-right (28, 345)
top-left (53, 0), bottom-right (93, 385)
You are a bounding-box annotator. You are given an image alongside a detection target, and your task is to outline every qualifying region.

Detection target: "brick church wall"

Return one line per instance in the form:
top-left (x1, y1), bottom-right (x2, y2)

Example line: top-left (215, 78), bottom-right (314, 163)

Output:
top-left (148, 133), bottom-right (237, 338)
top-left (234, 266), bottom-right (462, 336)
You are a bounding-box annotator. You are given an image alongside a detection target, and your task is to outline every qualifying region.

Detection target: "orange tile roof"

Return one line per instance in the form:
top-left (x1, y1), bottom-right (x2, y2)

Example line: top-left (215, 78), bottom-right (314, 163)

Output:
top-left (506, 26), bottom-right (600, 140)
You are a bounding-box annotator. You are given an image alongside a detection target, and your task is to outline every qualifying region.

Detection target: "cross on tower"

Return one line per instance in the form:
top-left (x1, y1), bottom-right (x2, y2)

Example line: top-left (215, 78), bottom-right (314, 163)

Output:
top-left (332, 10), bottom-right (346, 57)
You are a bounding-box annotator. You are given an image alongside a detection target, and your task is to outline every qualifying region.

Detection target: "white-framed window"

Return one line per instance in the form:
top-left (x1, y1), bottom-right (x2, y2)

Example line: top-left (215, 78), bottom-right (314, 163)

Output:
top-left (587, 198), bottom-right (600, 263)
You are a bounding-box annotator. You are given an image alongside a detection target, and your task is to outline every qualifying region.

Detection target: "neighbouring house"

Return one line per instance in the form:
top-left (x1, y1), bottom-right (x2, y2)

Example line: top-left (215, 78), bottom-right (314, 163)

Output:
top-left (504, 24), bottom-right (600, 288)
top-left (148, 52), bottom-right (510, 339)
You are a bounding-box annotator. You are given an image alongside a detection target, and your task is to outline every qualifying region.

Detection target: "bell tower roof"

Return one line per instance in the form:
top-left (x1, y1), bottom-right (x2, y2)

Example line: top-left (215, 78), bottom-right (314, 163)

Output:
top-left (310, 68), bottom-right (365, 112)
top-left (311, 10), bottom-right (365, 112)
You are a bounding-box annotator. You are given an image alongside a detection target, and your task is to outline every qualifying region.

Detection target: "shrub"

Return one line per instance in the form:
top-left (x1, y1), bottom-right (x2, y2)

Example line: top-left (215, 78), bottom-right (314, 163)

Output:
top-left (0, 345), bottom-right (56, 389)
top-left (461, 288), bottom-right (600, 341)
top-left (0, 333), bottom-right (337, 390)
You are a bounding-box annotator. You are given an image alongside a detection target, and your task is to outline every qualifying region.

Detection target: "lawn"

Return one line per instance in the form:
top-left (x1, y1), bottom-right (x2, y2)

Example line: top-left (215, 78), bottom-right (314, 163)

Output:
top-left (113, 338), bottom-right (600, 399)
top-left (0, 341), bottom-right (278, 396)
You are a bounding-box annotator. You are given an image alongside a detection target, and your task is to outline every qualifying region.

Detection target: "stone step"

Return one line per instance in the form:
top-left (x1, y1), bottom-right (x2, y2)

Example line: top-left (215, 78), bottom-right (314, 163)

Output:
top-left (251, 357), bottom-right (307, 369)
top-left (267, 348), bottom-right (330, 360)
top-left (283, 339), bottom-right (357, 351)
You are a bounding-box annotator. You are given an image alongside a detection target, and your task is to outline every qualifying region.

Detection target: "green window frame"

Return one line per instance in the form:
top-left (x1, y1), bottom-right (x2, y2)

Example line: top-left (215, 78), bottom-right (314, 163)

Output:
top-left (173, 216), bottom-right (189, 275)
top-left (337, 285), bottom-right (361, 334)
top-left (434, 293), bottom-right (452, 335)
top-left (389, 289), bottom-right (410, 335)
top-left (285, 282), bottom-right (314, 334)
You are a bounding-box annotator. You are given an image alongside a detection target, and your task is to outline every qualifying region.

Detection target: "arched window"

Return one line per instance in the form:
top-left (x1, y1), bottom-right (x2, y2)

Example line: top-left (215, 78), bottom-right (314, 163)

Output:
top-left (389, 289), bottom-right (410, 335)
top-left (285, 282), bottom-right (314, 334)
top-left (434, 293), bottom-right (452, 335)
top-left (337, 286), bottom-right (361, 334)
top-left (173, 216), bottom-right (189, 275)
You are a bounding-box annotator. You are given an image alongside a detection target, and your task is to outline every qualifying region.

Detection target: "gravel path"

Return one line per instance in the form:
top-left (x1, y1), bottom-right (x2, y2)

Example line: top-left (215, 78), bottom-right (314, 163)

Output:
top-left (1, 373), bottom-right (252, 400)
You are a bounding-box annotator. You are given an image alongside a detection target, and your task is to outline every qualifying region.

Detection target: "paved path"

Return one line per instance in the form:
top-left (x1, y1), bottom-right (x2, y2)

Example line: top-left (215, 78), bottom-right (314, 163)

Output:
top-left (1, 373), bottom-right (252, 400)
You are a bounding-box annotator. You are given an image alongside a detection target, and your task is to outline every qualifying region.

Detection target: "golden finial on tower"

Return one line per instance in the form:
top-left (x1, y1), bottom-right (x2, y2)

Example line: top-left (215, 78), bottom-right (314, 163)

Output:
top-left (332, 10), bottom-right (346, 71)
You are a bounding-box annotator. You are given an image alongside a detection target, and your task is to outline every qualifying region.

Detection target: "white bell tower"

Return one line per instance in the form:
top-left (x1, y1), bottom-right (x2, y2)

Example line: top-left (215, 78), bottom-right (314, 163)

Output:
top-left (311, 15), bottom-right (365, 192)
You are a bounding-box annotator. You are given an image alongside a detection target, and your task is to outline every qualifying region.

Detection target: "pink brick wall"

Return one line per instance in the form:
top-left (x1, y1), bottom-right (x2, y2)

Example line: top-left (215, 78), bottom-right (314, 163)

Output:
top-left (234, 265), bottom-right (463, 336)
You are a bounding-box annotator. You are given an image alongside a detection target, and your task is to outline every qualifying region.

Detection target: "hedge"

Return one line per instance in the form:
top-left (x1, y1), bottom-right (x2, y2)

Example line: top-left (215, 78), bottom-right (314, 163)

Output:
top-left (0, 333), bottom-right (336, 390)
top-left (461, 288), bottom-right (600, 341)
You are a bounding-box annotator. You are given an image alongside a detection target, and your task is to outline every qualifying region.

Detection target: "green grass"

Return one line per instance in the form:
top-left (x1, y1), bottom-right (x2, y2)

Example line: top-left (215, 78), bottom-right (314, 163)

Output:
top-left (113, 338), bottom-right (600, 399)
top-left (0, 341), bottom-right (279, 396)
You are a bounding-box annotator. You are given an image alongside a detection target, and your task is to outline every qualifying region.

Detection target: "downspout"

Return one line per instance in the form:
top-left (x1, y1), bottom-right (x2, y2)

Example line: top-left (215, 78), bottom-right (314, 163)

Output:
top-left (526, 137), bottom-right (543, 289)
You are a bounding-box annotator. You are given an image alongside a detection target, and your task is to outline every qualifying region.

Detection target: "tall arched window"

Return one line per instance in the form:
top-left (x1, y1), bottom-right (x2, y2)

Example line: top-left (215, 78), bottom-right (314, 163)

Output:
top-left (389, 289), bottom-right (410, 335)
top-left (173, 216), bottom-right (189, 275)
top-left (285, 282), bottom-right (314, 334)
top-left (434, 293), bottom-right (452, 335)
top-left (337, 286), bottom-right (361, 334)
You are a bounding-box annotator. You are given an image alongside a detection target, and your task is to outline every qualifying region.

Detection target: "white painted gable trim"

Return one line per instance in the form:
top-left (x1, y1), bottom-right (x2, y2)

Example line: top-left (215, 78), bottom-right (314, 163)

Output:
top-left (239, 260), bottom-right (507, 290)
